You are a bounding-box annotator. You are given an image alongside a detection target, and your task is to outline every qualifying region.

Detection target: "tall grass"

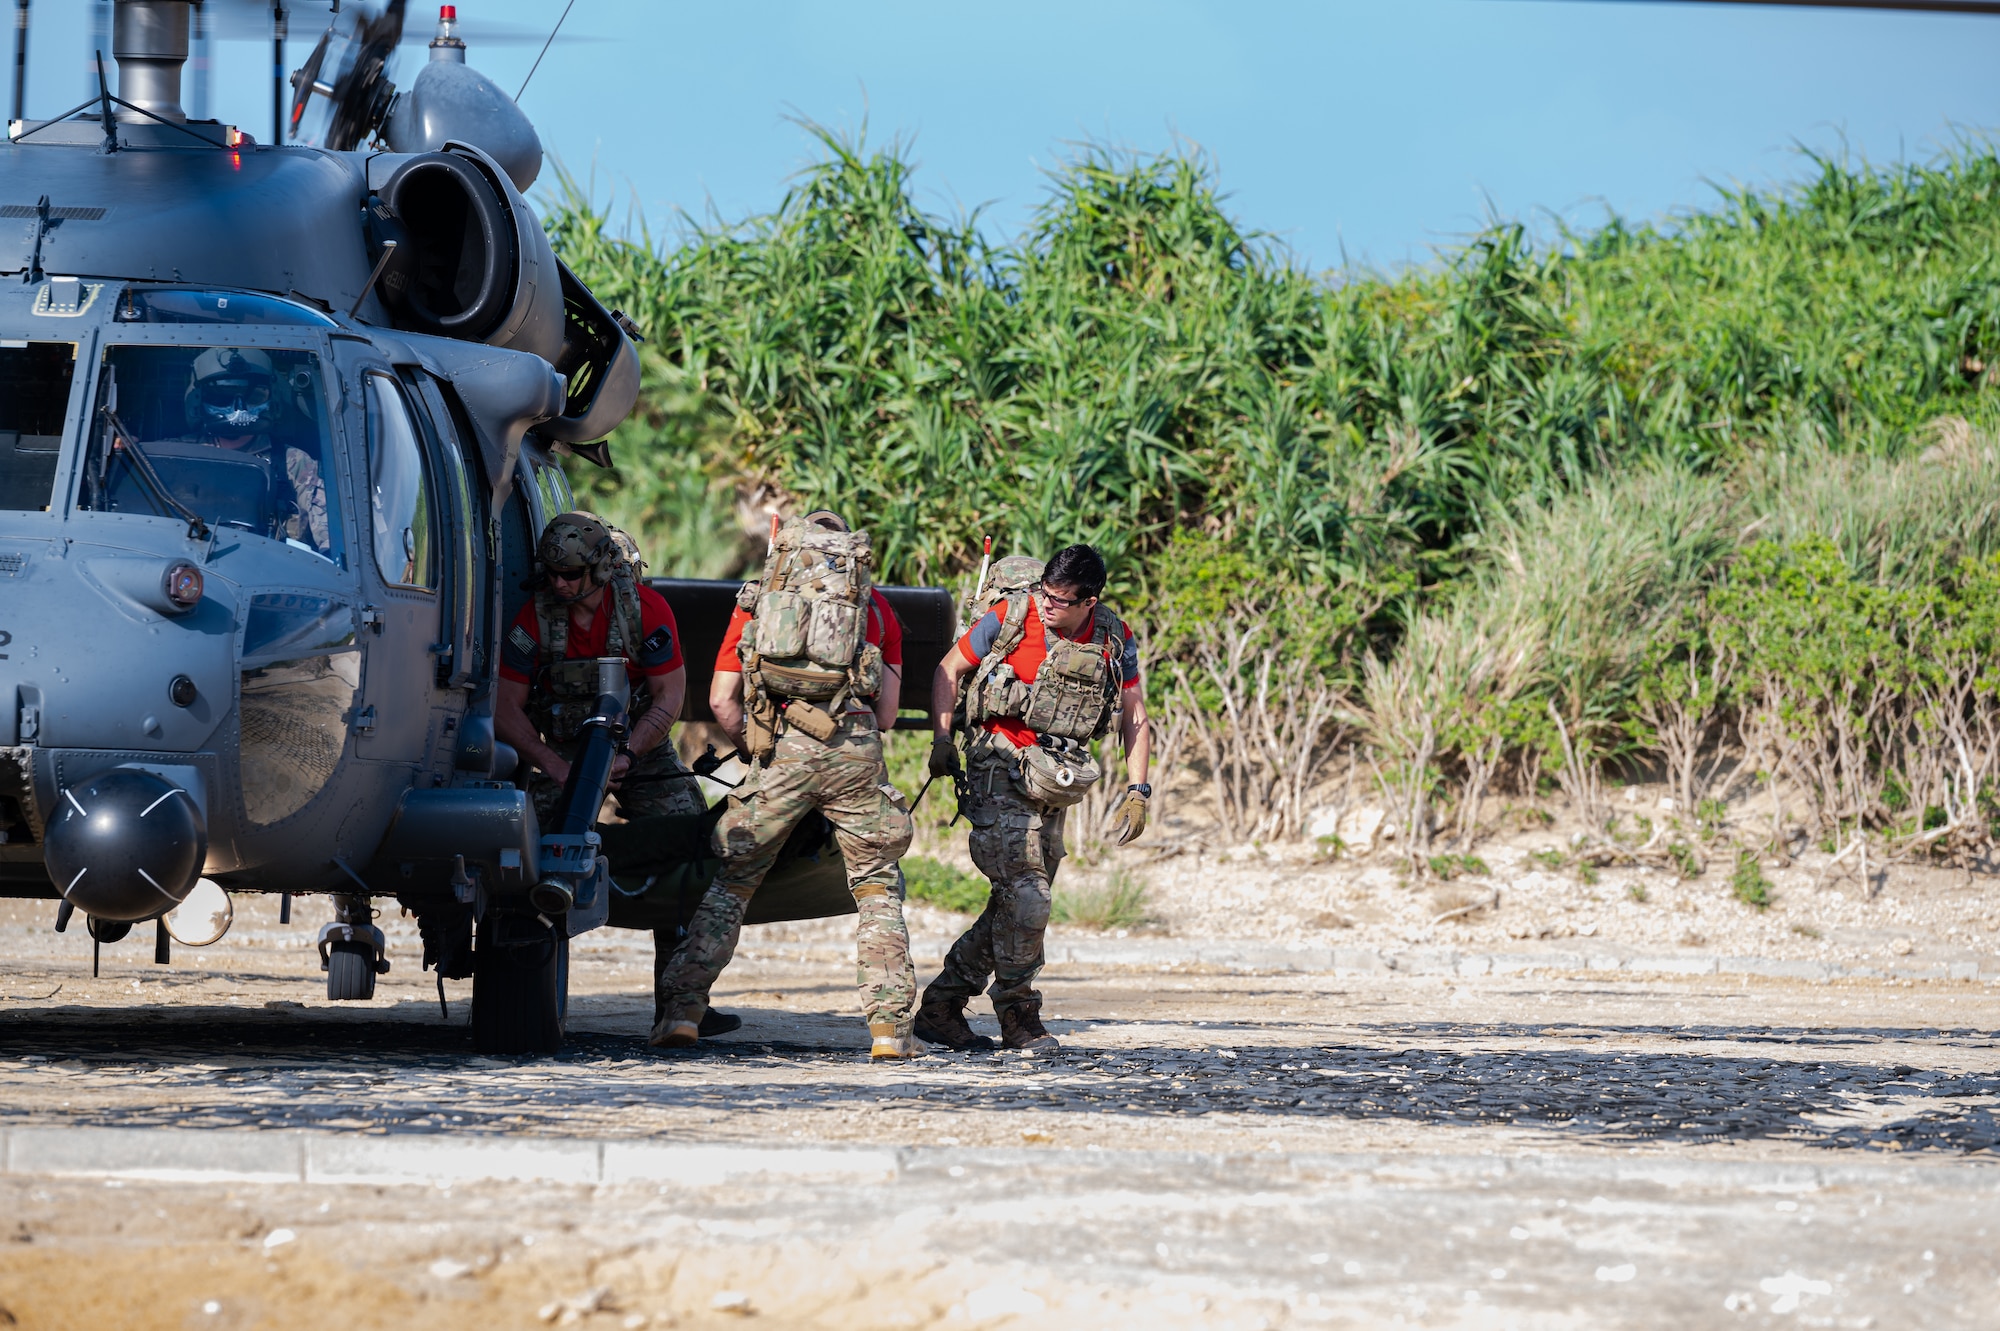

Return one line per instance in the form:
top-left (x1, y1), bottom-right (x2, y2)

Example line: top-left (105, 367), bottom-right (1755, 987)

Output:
top-left (549, 132), bottom-right (2000, 860)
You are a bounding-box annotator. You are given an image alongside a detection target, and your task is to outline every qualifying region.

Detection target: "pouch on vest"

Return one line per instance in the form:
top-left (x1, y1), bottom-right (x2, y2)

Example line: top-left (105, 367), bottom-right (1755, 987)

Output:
top-left (1015, 741), bottom-right (1100, 809)
top-left (540, 657), bottom-right (609, 744)
top-left (782, 700), bottom-right (840, 743)
top-left (1019, 631), bottom-right (1118, 741)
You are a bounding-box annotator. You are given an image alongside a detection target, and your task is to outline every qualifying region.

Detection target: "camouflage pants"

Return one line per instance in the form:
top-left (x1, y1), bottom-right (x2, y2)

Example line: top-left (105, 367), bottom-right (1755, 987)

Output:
top-left (658, 713), bottom-right (916, 1030)
top-left (924, 749), bottom-right (1067, 1016)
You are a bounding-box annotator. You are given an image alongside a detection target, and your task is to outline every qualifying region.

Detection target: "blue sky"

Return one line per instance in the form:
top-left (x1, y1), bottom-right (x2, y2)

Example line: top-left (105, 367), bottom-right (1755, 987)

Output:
top-left (12, 1), bottom-right (2000, 271)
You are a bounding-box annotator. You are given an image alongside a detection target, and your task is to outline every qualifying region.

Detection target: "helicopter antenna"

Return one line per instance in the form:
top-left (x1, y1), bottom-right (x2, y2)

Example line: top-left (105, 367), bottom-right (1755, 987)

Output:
top-left (94, 49), bottom-right (114, 147)
top-left (514, 0), bottom-right (575, 102)
top-left (11, 0), bottom-right (27, 125)
top-left (271, 2), bottom-right (286, 145)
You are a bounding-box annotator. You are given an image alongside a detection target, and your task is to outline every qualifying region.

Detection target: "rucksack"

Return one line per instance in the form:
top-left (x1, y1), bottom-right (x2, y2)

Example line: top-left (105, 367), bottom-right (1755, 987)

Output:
top-left (736, 517), bottom-right (883, 709)
top-left (952, 554), bottom-right (1043, 735)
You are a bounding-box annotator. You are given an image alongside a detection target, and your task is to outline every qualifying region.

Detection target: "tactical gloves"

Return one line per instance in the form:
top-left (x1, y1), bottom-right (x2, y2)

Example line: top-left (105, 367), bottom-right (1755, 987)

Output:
top-left (928, 734), bottom-right (962, 780)
top-left (1107, 784), bottom-right (1150, 845)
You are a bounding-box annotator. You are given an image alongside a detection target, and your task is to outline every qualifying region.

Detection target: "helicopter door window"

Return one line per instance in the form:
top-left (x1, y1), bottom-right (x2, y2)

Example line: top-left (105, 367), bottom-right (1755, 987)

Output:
top-left (0, 341), bottom-right (76, 512)
top-left (364, 373), bottom-right (438, 590)
top-left (80, 345), bottom-right (345, 566)
top-left (531, 455), bottom-right (572, 522)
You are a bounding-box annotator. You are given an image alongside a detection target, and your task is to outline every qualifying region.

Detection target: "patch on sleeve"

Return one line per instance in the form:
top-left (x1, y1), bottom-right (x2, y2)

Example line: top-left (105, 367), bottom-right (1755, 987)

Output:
top-left (640, 625), bottom-right (674, 659)
top-left (508, 625), bottom-right (537, 657)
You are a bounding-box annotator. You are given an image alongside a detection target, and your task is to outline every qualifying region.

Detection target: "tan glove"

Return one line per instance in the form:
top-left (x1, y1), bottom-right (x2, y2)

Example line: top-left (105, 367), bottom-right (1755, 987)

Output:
top-left (1107, 785), bottom-right (1150, 845)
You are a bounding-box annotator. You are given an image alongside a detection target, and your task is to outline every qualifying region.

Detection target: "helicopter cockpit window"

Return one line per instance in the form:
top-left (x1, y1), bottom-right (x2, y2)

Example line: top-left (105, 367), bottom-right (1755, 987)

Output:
top-left (0, 341), bottom-right (76, 513)
top-left (81, 345), bottom-right (345, 566)
top-left (114, 288), bottom-right (338, 328)
top-left (364, 373), bottom-right (437, 590)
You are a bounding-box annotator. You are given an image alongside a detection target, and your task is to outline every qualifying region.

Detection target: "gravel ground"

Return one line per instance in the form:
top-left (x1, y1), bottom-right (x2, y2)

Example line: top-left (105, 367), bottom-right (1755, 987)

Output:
top-left (2, 852), bottom-right (1998, 1328)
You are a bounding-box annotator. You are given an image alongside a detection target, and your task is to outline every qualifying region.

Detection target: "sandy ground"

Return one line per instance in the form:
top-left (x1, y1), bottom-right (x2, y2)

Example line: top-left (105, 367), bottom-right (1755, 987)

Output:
top-left (2, 889), bottom-right (1999, 1327)
top-left (964, 777), bottom-right (2000, 974)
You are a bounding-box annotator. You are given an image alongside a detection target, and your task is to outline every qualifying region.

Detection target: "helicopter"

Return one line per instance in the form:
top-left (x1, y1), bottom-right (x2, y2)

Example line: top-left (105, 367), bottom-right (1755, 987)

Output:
top-left (0, 0), bottom-right (954, 1054)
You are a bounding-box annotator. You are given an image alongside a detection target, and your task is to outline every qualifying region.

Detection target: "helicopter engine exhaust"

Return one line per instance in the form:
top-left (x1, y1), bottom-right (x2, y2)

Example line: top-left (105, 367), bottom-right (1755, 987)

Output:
top-left (112, 0), bottom-right (192, 125)
top-left (42, 769), bottom-right (209, 924)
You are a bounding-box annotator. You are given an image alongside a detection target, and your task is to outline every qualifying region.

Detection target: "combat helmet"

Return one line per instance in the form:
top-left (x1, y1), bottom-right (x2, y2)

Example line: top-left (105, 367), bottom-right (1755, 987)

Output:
top-left (535, 511), bottom-right (636, 595)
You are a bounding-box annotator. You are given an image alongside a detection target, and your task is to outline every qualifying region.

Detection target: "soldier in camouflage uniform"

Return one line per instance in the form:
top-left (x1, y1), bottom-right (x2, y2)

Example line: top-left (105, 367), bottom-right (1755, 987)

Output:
top-left (919, 543), bottom-right (1152, 1053)
top-left (495, 514), bottom-right (730, 1033)
top-left (652, 511), bottom-right (919, 1059)
top-left (187, 347), bottom-right (331, 555)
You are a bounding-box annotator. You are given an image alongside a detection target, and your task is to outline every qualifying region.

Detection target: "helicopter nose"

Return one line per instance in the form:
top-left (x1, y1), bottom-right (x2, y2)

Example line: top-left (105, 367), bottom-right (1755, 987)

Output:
top-left (43, 770), bottom-right (209, 924)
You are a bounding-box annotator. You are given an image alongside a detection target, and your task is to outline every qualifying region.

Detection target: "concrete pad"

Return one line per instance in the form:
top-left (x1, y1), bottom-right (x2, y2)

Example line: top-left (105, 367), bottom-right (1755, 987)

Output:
top-left (1720, 957), bottom-right (1833, 980)
top-left (1633, 955), bottom-right (1720, 975)
top-left (1333, 947), bottom-right (1392, 974)
top-left (6, 1126), bottom-right (303, 1182)
top-left (602, 1142), bottom-right (899, 1186)
top-left (303, 1132), bottom-right (601, 1185)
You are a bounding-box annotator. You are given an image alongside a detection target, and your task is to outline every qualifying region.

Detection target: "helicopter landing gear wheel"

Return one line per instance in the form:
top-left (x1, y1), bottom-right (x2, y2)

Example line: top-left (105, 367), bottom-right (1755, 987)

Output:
top-left (471, 914), bottom-right (568, 1055)
top-left (325, 940), bottom-right (378, 1001)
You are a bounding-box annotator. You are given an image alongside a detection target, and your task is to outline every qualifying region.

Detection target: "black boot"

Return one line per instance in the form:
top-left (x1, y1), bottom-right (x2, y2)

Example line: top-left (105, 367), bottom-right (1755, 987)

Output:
top-left (698, 1007), bottom-right (742, 1037)
top-left (998, 1000), bottom-right (1060, 1052)
top-left (914, 995), bottom-right (996, 1052)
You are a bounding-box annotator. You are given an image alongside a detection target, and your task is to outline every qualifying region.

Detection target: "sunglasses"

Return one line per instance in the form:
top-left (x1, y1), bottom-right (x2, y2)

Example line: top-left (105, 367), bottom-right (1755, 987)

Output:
top-left (548, 567), bottom-right (588, 584)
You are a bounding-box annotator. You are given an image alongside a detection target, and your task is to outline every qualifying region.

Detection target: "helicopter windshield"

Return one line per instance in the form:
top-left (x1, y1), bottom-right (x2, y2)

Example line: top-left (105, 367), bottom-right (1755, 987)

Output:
top-left (80, 345), bottom-right (345, 566)
top-left (113, 288), bottom-right (339, 329)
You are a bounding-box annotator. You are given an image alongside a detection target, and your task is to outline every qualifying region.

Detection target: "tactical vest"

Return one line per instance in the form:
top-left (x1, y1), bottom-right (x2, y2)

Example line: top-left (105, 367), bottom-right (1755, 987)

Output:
top-left (527, 575), bottom-right (653, 746)
top-left (964, 602), bottom-right (1125, 743)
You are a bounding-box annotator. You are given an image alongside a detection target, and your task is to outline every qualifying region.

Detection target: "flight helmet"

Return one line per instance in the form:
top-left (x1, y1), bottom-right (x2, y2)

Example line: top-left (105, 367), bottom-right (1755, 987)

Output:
top-left (186, 347), bottom-right (279, 436)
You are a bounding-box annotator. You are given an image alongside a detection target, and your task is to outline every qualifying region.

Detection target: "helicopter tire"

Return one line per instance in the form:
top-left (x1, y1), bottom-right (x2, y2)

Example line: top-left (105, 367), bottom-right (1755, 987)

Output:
top-left (471, 916), bottom-right (568, 1055)
top-left (325, 941), bottom-right (378, 1002)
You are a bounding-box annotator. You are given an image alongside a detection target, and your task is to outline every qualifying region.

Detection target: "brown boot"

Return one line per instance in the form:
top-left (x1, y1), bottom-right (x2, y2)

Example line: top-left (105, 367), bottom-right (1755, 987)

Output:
top-left (913, 996), bottom-right (997, 1052)
top-left (998, 1000), bottom-right (1060, 1053)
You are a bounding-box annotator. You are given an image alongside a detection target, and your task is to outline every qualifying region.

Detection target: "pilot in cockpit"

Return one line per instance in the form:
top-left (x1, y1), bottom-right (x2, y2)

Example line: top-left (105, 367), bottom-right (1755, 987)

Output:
top-left (185, 347), bottom-right (331, 553)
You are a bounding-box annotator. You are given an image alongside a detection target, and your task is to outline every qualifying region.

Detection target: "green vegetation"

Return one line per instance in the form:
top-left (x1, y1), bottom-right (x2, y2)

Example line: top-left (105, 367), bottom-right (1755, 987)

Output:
top-left (1427, 853), bottom-right (1490, 880)
top-left (1052, 867), bottom-right (1152, 931)
top-left (551, 131), bottom-right (2000, 863)
top-left (1730, 849), bottom-right (1774, 910)
top-left (901, 856), bottom-right (989, 915)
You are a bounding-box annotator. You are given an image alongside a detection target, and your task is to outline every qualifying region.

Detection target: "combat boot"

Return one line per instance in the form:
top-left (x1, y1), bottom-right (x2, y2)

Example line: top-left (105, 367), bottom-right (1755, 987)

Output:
top-left (998, 1000), bottom-right (1060, 1053)
top-left (649, 1017), bottom-right (699, 1049)
top-left (913, 996), bottom-right (997, 1052)
top-left (652, 1001), bottom-right (743, 1038)
top-left (869, 1021), bottom-right (916, 1060)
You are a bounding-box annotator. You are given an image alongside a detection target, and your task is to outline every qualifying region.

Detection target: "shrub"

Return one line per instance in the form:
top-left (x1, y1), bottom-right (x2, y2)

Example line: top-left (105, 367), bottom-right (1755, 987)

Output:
top-left (1730, 849), bottom-right (1773, 910)
top-left (902, 857), bottom-right (989, 915)
top-left (1053, 868), bottom-right (1151, 930)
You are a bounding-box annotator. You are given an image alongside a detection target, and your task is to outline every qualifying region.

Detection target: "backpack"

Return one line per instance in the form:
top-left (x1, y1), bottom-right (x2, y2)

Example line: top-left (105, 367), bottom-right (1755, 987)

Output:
top-left (735, 518), bottom-right (884, 743)
top-left (953, 554), bottom-right (1043, 735)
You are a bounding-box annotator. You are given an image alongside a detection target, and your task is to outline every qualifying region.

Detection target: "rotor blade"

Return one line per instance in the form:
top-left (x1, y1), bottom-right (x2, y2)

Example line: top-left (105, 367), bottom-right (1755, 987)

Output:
top-left (203, 5), bottom-right (600, 45)
top-left (1533, 0), bottom-right (2000, 14)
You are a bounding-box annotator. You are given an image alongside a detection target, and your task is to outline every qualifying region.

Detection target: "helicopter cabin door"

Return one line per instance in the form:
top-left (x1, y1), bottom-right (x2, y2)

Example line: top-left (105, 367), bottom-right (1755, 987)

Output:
top-left (341, 352), bottom-right (458, 766)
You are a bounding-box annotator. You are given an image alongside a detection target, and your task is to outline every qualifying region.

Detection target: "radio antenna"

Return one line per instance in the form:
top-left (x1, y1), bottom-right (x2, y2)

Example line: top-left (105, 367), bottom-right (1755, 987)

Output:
top-left (515, 0), bottom-right (576, 101)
